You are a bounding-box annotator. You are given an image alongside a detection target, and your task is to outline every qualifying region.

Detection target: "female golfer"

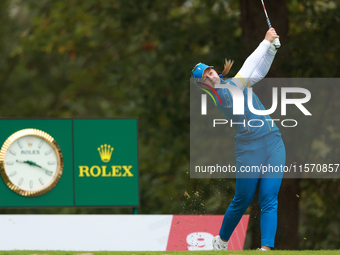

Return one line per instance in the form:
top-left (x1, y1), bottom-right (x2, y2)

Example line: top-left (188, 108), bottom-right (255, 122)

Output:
top-left (190, 28), bottom-right (285, 251)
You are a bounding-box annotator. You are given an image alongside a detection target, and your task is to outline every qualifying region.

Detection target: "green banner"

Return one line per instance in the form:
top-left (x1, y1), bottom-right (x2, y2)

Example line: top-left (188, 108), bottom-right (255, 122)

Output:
top-left (0, 119), bottom-right (74, 207)
top-left (0, 118), bottom-right (139, 207)
top-left (73, 119), bottom-right (139, 206)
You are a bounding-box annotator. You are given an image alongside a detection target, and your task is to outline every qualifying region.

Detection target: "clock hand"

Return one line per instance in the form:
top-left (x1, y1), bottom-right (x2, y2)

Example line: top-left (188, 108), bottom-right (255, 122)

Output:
top-left (16, 160), bottom-right (53, 175)
top-left (16, 159), bottom-right (29, 164)
top-left (16, 159), bottom-right (38, 166)
top-left (16, 159), bottom-right (39, 167)
top-left (33, 163), bottom-right (54, 176)
top-left (27, 161), bottom-right (54, 176)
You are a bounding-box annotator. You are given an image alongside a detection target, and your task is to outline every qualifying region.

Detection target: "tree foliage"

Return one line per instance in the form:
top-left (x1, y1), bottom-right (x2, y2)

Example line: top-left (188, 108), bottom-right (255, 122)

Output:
top-left (0, 0), bottom-right (339, 249)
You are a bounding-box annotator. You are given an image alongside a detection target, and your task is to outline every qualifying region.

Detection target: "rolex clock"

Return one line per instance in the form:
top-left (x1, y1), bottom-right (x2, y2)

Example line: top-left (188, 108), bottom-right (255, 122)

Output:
top-left (0, 128), bottom-right (64, 197)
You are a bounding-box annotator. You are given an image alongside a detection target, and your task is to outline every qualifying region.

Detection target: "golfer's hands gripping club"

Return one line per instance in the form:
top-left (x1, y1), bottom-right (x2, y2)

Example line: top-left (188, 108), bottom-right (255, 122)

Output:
top-left (264, 28), bottom-right (280, 50)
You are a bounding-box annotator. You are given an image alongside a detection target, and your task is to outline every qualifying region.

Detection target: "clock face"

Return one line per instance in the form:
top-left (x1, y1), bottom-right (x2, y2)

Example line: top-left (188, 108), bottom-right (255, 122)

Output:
top-left (0, 129), bottom-right (64, 197)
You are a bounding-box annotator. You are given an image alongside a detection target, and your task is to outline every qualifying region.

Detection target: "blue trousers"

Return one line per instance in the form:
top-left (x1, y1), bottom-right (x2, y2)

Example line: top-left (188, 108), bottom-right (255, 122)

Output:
top-left (219, 131), bottom-right (286, 248)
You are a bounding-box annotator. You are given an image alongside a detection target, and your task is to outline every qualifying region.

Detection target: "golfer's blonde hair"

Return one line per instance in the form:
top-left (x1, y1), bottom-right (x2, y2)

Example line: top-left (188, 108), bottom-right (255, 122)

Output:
top-left (221, 59), bottom-right (234, 76)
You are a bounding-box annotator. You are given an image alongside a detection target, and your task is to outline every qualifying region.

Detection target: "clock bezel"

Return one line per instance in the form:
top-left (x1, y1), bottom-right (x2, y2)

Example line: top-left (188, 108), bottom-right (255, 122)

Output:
top-left (0, 128), bottom-right (64, 197)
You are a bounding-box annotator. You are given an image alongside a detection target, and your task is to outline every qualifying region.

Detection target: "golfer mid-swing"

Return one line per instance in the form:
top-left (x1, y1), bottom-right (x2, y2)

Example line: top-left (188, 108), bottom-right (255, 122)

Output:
top-left (190, 28), bottom-right (285, 251)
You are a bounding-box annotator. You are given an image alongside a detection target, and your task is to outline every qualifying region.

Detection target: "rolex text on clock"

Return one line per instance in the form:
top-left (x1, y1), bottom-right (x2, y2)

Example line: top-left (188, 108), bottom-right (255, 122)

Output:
top-left (0, 129), bottom-right (64, 197)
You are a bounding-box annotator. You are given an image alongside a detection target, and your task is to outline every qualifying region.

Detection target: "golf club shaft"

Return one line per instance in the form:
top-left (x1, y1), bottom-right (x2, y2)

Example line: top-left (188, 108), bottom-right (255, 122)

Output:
top-left (261, 0), bottom-right (281, 49)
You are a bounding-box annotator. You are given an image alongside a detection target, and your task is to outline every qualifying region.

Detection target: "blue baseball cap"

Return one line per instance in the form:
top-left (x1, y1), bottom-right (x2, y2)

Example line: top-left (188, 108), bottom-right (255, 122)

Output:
top-left (190, 63), bottom-right (214, 79)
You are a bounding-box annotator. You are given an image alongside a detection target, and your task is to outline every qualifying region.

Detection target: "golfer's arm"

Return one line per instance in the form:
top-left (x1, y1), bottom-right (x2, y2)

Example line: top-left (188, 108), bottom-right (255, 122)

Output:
top-left (249, 49), bottom-right (276, 86)
top-left (231, 40), bottom-right (271, 90)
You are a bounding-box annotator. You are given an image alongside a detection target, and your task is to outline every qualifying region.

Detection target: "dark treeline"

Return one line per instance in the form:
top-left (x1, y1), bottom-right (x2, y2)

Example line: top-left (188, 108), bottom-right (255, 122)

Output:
top-left (0, 0), bottom-right (339, 250)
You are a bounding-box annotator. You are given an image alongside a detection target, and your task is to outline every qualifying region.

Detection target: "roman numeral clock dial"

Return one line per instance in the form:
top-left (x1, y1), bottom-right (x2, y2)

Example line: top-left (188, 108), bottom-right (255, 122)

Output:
top-left (0, 129), bottom-right (64, 197)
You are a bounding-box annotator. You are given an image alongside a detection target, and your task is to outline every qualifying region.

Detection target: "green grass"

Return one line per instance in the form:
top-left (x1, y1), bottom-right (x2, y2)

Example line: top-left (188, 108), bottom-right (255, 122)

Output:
top-left (0, 251), bottom-right (339, 255)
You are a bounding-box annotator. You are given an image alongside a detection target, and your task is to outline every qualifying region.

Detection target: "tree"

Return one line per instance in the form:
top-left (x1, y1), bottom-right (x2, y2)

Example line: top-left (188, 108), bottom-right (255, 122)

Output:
top-left (239, 0), bottom-right (301, 250)
top-left (0, 0), bottom-right (339, 249)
